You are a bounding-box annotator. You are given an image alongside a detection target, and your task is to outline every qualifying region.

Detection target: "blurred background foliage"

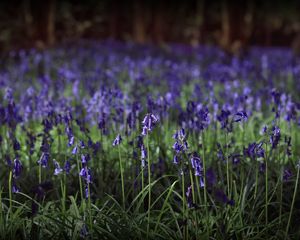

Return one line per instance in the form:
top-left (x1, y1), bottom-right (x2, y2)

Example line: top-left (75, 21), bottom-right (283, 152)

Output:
top-left (1, 0), bottom-right (300, 53)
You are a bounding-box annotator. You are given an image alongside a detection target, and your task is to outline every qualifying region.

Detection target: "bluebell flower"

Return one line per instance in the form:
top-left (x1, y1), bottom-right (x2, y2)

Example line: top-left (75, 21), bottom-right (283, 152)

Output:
top-left (244, 142), bottom-right (264, 159)
top-left (37, 153), bottom-right (50, 168)
top-left (79, 140), bottom-right (85, 148)
top-left (64, 160), bottom-right (71, 174)
top-left (112, 134), bottom-right (122, 146)
top-left (217, 109), bottom-right (231, 131)
top-left (72, 145), bottom-right (78, 155)
top-left (190, 154), bottom-right (203, 176)
top-left (283, 168), bottom-right (292, 182)
top-left (80, 224), bottom-right (89, 238)
top-left (53, 160), bottom-right (63, 175)
top-left (233, 111), bottom-right (248, 122)
top-left (85, 185), bottom-right (90, 199)
top-left (173, 155), bottom-right (180, 165)
top-left (186, 185), bottom-right (194, 208)
top-left (141, 113), bottom-right (158, 135)
top-left (12, 182), bottom-right (20, 193)
top-left (13, 139), bottom-right (21, 151)
top-left (68, 136), bottom-right (74, 146)
top-left (13, 158), bottom-right (22, 178)
top-left (141, 144), bottom-right (147, 167)
top-left (80, 167), bottom-right (92, 183)
top-left (270, 126), bottom-right (280, 149)
top-left (260, 125), bottom-right (268, 135)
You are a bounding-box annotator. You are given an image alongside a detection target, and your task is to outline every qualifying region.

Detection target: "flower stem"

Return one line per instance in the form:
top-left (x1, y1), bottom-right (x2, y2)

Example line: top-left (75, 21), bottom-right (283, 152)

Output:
top-left (118, 145), bottom-right (125, 209)
top-left (285, 164), bottom-right (300, 239)
top-left (8, 170), bottom-right (12, 214)
top-left (146, 133), bottom-right (151, 238)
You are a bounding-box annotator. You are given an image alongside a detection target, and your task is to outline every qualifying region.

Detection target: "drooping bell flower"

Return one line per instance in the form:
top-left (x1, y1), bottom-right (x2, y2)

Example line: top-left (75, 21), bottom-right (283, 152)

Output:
top-left (64, 160), bottom-right (71, 174)
top-left (37, 153), bottom-right (50, 168)
top-left (79, 167), bottom-right (92, 184)
top-left (13, 139), bottom-right (21, 151)
top-left (141, 113), bottom-right (158, 135)
top-left (53, 160), bottom-right (63, 175)
top-left (112, 134), bottom-right (122, 146)
top-left (270, 126), bottom-right (280, 149)
top-left (233, 111), bottom-right (248, 123)
top-left (72, 145), bottom-right (78, 155)
top-left (13, 158), bottom-right (23, 178)
top-left (244, 142), bottom-right (265, 159)
top-left (141, 144), bottom-right (147, 168)
top-left (190, 154), bottom-right (203, 177)
top-left (283, 168), bottom-right (292, 182)
top-left (81, 154), bottom-right (90, 164)
top-left (186, 185), bottom-right (194, 208)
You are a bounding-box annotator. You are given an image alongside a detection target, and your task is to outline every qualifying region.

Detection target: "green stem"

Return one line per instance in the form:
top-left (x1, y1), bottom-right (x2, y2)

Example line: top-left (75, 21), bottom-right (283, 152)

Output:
top-left (76, 153), bottom-right (84, 204)
top-left (225, 132), bottom-right (230, 197)
top-left (38, 154), bottom-right (42, 184)
top-left (182, 171), bottom-right (186, 239)
top-left (118, 145), bottom-right (125, 209)
top-left (88, 183), bottom-right (93, 230)
top-left (146, 133), bottom-right (151, 238)
top-left (254, 160), bottom-right (258, 200)
top-left (285, 165), bottom-right (300, 239)
top-left (265, 155), bottom-right (268, 225)
top-left (8, 171), bottom-right (12, 214)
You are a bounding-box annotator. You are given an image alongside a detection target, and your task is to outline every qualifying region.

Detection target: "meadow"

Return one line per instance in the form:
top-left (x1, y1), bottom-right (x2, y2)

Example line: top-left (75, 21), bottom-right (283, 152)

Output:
top-left (0, 41), bottom-right (299, 239)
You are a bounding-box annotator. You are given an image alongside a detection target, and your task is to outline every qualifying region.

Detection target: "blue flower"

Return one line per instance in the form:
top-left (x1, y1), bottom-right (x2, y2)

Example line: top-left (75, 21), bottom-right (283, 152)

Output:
top-left (190, 154), bottom-right (203, 176)
top-left (37, 153), bottom-right (50, 168)
top-left (53, 160), bottom-right (63, 175)
top-left (72, 145), bottom-right (78, 155)
top-left (112, 134), bottom-right (122, 146)
top-left (80, 167), bottom-right (92, 183)
top-left (141, 113), bottom-right (158, 135)
top-left (270, 126), bottom-right (280, 149)
top-left (13, 158), bottom-right (22, 178)
top-left (64, 160), bottom-right (71, 174)
top-left (233, 111), bottom-right (248, 122)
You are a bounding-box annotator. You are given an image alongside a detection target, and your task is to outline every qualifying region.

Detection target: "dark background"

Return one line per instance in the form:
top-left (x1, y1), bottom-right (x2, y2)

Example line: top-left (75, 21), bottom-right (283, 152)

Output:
top-left (1, 0), bottom-right (300, 52)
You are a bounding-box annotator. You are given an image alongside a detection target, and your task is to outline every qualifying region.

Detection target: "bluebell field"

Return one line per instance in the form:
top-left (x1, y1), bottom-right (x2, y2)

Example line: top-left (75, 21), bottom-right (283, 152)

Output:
top-left (0, 40), bottom-right (299, 239)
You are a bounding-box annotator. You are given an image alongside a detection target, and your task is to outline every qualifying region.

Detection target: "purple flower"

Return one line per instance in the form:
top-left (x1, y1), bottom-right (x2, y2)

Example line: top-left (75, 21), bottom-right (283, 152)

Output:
top-left (72, 145), bottom-right (78, 155)
top-left (12, 182), bottom-right (20, 193)
top-left (233, 111), bottom-right (248, 122)
top-left (13, 158), bottom-right (22, 178)
top-left (217, 109), bottom-right (232, 131)
top-left (244, 142), bottom-right (264, 159)
top-left (190, 154), bottom-right (203, 176)
top-left (53, 160), bottom-right (63, 175)
top-left (81, 154), bottom-right (90, 164)
top-left (80, 167), bottom-right (92, 183)
top-left (186, 185), bottom-right (194, 208)
top-left (270, 126), bottom-right (280, 149)
top-left (141, 144), bottom-right (147, 167)
top-left (37, 153), bottom-right (49, 168)
top-left (112, 134), bottom-right (122, 146)
top-left (79, 140), bottom-right (85, 148)
top-left (64, 160), bottom-right (71, 174)
top-left (141, 113), bottom-right (158, 135)
top-left (283, 168), bottom-right (292, 182)
top-left (173, 155), bottom-right (180, 165)
top-left (85, 185), bottom-right (90, 199)
top-left (68, 136), bottom-right (74, 146)
top-left (260, 125), bottom-right (268, 135)
top-left (13, 139), bottom-right (21, 151)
